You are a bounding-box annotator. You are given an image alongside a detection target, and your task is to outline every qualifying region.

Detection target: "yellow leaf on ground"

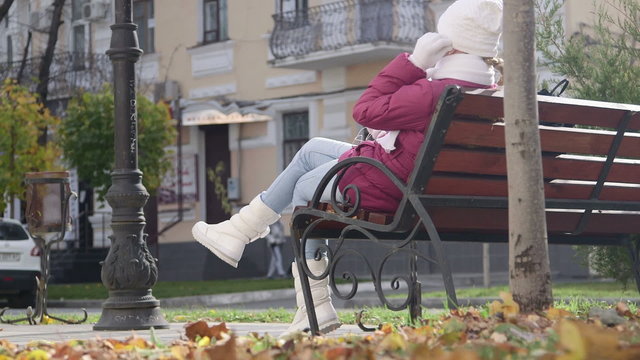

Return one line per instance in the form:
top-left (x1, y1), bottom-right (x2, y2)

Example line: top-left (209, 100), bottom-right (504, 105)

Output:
top-left (499, 292), bottom-right (520, 318)
top-left (170, 345), bottom-right (190, 360)
top-left (557, 320), bottom-right (586, 360)
top-left (126, 337), bottom-right (149, 349)
top-left (197, 336), bottom-right (211, 347)
top-left (378, 323), bottom-right (394, 334)
top-left (18, 349), bottom-right (50, 360)
top-left (546, 307), bottom-right (574, 320)
top-left (378, 333), bottom-right (407, 352)
top-left (488, 292), bottom-right (520, 318)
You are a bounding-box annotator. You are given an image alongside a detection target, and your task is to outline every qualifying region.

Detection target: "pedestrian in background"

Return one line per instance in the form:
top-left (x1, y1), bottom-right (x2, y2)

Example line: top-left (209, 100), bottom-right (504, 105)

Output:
top-left (265, 220), bottom-right (287, 279)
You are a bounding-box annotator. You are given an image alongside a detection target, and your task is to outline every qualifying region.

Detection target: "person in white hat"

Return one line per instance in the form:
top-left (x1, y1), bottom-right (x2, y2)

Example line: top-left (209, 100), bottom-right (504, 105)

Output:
top-left (192, 0), bottom-right (503, 337)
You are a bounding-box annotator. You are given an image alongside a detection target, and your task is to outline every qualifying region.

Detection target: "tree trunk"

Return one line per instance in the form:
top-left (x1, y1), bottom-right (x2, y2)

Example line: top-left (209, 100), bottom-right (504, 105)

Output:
top-left (0, 0), bottom-right (15, 24)
top-left (16, 31), bottom-right (32, 84)
top-left (503, 0), bottom-right (553, 312)
top-left (36, 0), bottom-right (66, 145)
top-left (36, 0), bottom-right (66, 106)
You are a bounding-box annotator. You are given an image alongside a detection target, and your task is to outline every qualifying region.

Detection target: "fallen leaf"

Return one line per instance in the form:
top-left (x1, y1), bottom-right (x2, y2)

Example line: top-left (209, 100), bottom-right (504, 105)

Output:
top-left (197, 336), bottom-right (211, 347)
top-left (490, 331), bottom-right (508, 343)
top-left (616, 302), bottom-right (634, 318)
top-left (185, 321), bottom-right (230, 341)
top-left (378, 333), bottom-right (406, 352)
top-left (546, 307), bottom-right (574, 320)
top-left (203, 335), bottom-right (237, 360)
top-left (324, 346), bottom-right (352, 360)
top-left (170, 345), bottom-right (190, 360)
top-left (556, 320), bottom-right (586, 360)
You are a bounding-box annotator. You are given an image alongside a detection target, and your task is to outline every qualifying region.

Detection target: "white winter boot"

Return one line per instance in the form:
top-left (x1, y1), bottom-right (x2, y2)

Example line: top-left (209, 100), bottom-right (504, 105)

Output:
top-left (192, 195), bottom-right (280, 267)
top-left (282, 259), bottom-right (341, 337)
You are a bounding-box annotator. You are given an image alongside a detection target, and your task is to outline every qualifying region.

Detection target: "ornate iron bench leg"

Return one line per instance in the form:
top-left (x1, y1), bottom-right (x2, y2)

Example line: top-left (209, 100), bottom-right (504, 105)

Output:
top-left (625, 235), bottom-right (640, 294)
top-left (409, 240), bottom-right (422, 323)
top-left (290, 225), bottom-right (320, 335)
top-left (410, 198), bottom-right (459, 309)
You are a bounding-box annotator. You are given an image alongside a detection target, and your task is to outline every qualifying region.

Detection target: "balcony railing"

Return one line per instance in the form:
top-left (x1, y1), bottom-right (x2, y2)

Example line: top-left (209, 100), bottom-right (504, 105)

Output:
top-left (270, 0), bottom-right (434, 61)
top-left (0, 52), bottom-right (112, 100)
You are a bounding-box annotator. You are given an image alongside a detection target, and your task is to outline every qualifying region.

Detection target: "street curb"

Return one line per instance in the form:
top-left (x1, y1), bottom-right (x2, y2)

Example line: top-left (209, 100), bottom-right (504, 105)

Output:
top-left (48, 293), bottom-right (640, 309)
top-left (47, 288), bottom-right (297, 309)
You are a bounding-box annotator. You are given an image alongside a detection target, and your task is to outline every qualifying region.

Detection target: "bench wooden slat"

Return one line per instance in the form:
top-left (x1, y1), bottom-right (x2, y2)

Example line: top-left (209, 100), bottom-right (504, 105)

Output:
top-left (425, 175), bottom-right (640, 202)
top-left (292, 87), bottom-right (640, 334)
top-left (427, 207), bottom-right (640, 235)
top-left (455, 91), bottom-right (640, 131)
top-left (445, 120), bottom-right (640, 158)
top-left (295, 205), bottom-right (639, 238)
top-left (433, 148), bottom-right (640, 183)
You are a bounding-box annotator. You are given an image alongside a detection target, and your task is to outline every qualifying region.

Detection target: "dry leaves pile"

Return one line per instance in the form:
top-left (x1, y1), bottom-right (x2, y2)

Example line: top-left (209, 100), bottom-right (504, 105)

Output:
top-left (2, 293), bottom-right (640, 359)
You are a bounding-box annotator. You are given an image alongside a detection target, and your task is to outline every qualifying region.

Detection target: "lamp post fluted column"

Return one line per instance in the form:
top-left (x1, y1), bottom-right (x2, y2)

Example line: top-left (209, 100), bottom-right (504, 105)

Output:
top-left (94, 0), bottom-right (169, 330)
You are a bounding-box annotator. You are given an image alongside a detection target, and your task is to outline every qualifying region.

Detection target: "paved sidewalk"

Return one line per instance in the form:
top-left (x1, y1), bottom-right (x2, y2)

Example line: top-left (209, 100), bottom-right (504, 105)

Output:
top-left (0, 322), bottom-right (366, 345)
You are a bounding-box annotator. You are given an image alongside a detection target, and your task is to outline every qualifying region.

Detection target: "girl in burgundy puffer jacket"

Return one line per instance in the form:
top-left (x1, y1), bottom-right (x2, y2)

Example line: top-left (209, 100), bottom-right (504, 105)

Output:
top-left (193, 0), bottom-right (504, 336)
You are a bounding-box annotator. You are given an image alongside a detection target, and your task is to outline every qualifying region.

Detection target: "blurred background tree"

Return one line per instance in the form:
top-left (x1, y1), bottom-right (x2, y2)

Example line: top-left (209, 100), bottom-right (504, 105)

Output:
top-left (536, 0), bottom-right (640, 286)
top-left (59, 86), bottom-right (176, 201)
top-left (0, 80), bottom-right (61, 216)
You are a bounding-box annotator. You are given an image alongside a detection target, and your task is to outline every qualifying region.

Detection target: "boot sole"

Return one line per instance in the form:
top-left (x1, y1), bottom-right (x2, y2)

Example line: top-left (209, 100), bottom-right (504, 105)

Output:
top-left (192, 225), bottom-right (240, 268)
top-left (319, 321), bottom-right (342, 335)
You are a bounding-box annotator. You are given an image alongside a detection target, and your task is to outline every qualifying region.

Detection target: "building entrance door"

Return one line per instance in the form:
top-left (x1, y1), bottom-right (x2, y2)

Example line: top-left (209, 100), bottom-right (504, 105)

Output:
top-left (203, 124), bottom-right (231, 224)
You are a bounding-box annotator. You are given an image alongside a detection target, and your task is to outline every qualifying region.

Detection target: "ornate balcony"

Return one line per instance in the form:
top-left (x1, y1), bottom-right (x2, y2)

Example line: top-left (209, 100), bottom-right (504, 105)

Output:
top-left (0, 52), bottom-right (112, 101)
top-left (269, 0), bottom-right (435, 70)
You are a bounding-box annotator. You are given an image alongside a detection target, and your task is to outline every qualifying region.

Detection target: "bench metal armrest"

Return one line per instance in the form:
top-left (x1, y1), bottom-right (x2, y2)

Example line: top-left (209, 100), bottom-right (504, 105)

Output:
top-left (307, 156), bottom-right (407, 218)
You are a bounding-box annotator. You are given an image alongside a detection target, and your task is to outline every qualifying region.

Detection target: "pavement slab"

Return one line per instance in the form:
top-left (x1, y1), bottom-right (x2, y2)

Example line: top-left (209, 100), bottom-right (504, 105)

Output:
top-left (0, 322), bottom-right (367, 345)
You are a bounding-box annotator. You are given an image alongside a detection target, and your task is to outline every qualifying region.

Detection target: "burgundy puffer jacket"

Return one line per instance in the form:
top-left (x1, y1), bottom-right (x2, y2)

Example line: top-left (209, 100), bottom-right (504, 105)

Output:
top-left (337, 53), bottom-right (490, 213)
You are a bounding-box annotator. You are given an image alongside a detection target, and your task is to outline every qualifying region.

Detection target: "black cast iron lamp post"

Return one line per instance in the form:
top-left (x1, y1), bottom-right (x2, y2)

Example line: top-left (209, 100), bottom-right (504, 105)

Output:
top-left (94, 0), bottom-right (168, 330)
top-left (0, 171), bottom-right (88, 325)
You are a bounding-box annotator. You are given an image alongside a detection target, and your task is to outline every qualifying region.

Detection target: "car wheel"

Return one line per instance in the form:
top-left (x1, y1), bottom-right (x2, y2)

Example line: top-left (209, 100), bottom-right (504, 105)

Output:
top-left (7, 290), bottom-right (36, 308)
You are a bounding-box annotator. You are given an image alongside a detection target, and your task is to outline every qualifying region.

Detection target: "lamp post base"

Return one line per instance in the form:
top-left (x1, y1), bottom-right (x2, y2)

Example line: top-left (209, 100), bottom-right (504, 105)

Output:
top-left (93, 289), bottom-right (169, 330)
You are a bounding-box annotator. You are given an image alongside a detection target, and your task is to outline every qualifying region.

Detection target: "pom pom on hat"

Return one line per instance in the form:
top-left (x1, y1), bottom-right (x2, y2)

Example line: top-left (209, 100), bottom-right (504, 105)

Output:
top-left (437, 0), bottom-right (503, 58)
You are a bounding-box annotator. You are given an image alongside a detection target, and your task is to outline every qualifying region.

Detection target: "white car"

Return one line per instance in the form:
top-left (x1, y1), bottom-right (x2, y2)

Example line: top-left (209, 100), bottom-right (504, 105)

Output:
top-left (0, 218), bottom-right (40, 308)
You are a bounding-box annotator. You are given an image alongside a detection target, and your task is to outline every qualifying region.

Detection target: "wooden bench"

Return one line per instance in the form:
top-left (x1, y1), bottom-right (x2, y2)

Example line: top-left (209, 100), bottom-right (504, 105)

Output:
top-left (290, 85), bottom-right (640, 334)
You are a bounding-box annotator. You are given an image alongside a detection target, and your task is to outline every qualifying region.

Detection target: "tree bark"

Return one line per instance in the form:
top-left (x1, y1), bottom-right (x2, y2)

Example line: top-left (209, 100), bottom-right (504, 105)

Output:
top-left (16, 31), bottom-right (32, 84)
top-left (503, 0), bottom-right (553, 312)
top-left (0, 0), bottom-right (15, 24)
top-left (36, 0), bottom-right (66, 106)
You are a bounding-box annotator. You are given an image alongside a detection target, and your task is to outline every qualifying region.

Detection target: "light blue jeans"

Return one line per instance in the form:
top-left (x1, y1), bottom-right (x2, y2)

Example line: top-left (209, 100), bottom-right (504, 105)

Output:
top-left (261, 137), bottom-right (353, 259)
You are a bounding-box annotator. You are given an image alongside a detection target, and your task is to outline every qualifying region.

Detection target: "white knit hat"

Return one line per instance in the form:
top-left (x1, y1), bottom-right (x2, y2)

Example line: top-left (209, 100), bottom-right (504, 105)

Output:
top-left (437, 0), bottom-right (503, 58)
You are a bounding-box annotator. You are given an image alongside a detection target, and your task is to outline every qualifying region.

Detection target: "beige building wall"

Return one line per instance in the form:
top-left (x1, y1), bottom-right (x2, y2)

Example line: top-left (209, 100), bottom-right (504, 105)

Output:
top-left (151, 0), bottom-right (400, 232)
top-left (17, 0), bottom-right (621, 245)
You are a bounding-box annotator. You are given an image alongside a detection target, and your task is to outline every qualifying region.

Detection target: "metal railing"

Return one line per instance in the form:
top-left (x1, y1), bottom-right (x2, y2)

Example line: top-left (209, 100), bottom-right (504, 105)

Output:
top-left (0, 52), bottom-right (112, 99)
top-left (270, 0), bottom-right (434, 59)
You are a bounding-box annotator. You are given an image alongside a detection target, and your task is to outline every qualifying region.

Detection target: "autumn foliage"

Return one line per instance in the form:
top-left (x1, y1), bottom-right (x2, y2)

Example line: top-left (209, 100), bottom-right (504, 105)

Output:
top-left (3, 296), bottom-right (640, 360)
top-left (0, 80), bottom-right (60, 215)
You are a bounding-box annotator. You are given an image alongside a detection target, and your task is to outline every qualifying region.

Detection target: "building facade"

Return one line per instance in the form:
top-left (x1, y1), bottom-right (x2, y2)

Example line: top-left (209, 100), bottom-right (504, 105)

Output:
top-left (0, 0), bottom-right (605, 282)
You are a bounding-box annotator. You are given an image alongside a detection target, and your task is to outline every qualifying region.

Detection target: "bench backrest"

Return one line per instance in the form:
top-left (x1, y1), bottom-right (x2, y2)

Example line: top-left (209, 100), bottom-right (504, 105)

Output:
top-left (406, 86), bottom-right (640, 239)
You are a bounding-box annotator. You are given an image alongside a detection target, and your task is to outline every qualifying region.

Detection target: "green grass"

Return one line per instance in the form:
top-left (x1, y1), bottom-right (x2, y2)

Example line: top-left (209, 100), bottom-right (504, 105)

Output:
top-left (1, 307), bottom-right (442, 326)
top-left (47, 278), bottom-right (295, 300)
top-left (421, 280), bottom-right (639, 299)
top-left (48, 279), bottom-right (640, 301)
top-left (5, 297), bottom-right (634, 326)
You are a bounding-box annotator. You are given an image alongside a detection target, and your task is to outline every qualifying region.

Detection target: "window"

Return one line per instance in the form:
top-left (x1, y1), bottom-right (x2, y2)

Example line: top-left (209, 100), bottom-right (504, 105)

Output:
top-left (72, 25), bottom-right (86, 69)
top-left (276, 0), bottom-right (308, 29)
top-left (282, 111), bottom-right (309, 167)
top-left (72, 0), bottom-right (90, 21)
top-left (6, 35), bottom-right (11, 63)
top-left (0, 222), bottom-right (29, 241)
top-left (133, 0), bottom-right (155, 53)
top-left (203, 0), bottom-right (228, 43)
top-left (277, 0), bottom-right (308, 13)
